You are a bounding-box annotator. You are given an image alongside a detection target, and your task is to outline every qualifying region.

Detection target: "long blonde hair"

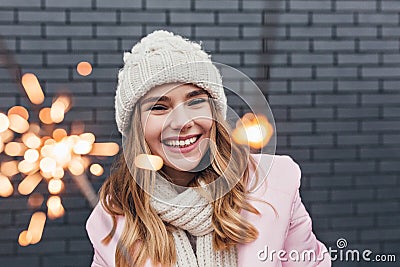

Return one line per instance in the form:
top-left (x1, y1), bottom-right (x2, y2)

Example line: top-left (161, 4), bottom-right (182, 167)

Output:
top-left (100, 96), bottom-right (268, 267)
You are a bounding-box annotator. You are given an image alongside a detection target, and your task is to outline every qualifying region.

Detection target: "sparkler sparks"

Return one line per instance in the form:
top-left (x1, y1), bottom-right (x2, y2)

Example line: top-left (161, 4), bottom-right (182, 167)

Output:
top-left (0, 69), bottom-right (119, 246)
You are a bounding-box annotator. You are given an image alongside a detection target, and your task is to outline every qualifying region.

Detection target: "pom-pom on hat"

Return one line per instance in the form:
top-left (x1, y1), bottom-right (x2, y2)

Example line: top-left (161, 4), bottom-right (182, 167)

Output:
top-left (115, 30), bottom-right (227, 136)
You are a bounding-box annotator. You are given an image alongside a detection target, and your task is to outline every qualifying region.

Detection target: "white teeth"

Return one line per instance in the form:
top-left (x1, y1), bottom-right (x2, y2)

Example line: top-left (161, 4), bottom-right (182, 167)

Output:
top-left (164, 136), bottom-right (199, 147)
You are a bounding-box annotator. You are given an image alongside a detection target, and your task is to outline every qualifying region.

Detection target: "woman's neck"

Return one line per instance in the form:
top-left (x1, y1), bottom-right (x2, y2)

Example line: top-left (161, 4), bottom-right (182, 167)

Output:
top-left (161, 165), bottom-right (197, 187)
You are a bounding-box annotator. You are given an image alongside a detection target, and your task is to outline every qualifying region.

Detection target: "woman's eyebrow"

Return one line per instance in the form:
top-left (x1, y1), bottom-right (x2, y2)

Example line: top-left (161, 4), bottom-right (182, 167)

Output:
top-left (141, 95), bottom-right (171, 105)
top-left (186, 89), bottom-right (208, 99)
top-left (141, 89), bottom-right (208, 105)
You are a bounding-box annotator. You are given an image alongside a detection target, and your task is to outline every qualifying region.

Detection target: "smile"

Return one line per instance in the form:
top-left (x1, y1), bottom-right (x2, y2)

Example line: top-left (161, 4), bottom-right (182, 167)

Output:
top-left (162, 135), bottom-right (200, 148)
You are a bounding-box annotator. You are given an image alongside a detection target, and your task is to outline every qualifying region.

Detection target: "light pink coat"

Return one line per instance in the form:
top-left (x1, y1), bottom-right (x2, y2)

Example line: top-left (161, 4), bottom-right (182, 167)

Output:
top-left (86, 154), bottom-right (332, 266)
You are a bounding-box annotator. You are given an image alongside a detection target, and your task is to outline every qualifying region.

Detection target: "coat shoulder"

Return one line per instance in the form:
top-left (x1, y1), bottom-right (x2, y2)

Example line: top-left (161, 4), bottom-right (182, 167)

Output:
top-left (86, 201), bottom-right (126, 266)
top-left (86, 201), bottom-right (113, 245)
top-left (250, 154), bottom-right (301, 196)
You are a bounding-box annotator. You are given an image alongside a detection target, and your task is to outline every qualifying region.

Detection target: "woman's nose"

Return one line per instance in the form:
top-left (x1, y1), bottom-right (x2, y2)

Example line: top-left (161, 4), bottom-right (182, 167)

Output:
top-left (168, 104), bottom-right (194, 131)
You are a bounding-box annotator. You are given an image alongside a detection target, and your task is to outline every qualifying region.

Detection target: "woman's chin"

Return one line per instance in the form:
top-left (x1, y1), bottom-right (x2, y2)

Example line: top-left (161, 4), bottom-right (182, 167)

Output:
top-left (166, 151), bottom-right (211, 173)
top-left (166, 161), bottom-right (201, 172)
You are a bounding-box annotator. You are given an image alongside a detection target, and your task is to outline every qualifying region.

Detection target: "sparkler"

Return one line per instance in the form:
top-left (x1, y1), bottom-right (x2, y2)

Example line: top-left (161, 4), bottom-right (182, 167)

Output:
top-left (0, 67), bottom-right (119, 246)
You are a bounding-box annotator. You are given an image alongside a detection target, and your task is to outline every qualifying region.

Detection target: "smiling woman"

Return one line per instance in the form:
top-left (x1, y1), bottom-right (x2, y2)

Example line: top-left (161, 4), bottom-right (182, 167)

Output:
top-left (140, 83), bottom-right (213, 184)
top-left (85, 30), bottom-right (331, 267)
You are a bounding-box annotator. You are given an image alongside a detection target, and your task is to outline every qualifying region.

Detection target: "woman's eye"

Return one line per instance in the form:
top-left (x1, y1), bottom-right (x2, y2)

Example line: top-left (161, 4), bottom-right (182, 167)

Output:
top-left (188, 98), bottom-right (206, 106)
top-left (149, 105), bottom-right (167, 111)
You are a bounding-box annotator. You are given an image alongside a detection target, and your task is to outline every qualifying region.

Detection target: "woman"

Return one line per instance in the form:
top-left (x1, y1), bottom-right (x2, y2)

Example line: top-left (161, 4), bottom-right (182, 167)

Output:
top-left (86, 30), bottom-right (331, 267)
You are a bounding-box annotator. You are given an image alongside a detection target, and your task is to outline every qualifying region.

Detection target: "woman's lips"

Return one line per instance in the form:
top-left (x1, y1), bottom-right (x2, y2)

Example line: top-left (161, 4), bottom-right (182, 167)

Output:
top-left (162, 134), bottom-right (200, 141)
top-left (162, 134), bottom-right (202, 154)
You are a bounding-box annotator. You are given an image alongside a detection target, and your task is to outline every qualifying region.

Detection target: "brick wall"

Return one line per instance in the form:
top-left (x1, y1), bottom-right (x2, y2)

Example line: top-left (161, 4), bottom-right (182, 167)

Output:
top-left (0, 0), bottom-right (399, 266)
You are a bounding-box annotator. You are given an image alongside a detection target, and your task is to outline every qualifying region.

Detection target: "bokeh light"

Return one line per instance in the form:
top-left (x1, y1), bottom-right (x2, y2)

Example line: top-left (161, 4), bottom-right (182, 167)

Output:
top-left (28, 193), bottom-right (44, 208)
top-left (89, 163), bottom-right (104, 176)
top-left (1, 160), bottom-right (19, 177)
top-left (22, 133), bottom-right (42, 149)
top-left (89, 142), bottom-right (119, 156)
top-left (5, 142), bottom-right (27, 156)
top-left (8, 106), bottom-right (29, 120)
top-left (0, 174), bottom-right (14, 197)
top-left (50, 101), bottom-right (65, 123)
top-left (0, 113), bottom-right (10, 132)
top-left (8, 114), bottom-right (29, 134)
top-left (73, 139), bottom-right (92, 154)
top-left (68, 157), bottom-right (85, 175)
top-left (48, 179), bottom-right (64, 194)
top-left (27, 212), bottom-right (46, 244)
top-left (0, 129), bottom-right (14, 143)
top-left (39, 157), bottom-right (57, 173)
top-left (47, 196), bottom-right (65, 219)
top-left (232, 113), bottom-right (274, 150)
top-left (52, 129), bottom-right (67, 142)
top-left (18, 230), bottom-right (32, 247)
top-left (18, 173), bottom-right (43, 195)
top-left (21, 73), bottom-right (45, 105)
top-left (39, 108), bottom-right (53, 124)
top-left (1, 71), bottom-right (119, 245)
top-left (18, 160), bottom-right (39, 174)
top-left (77, 61), bottom-right (92, 76)
top-left (135, 154), bottom-right (164, 171)
top-left (24, 149), bottom-right (39, 163)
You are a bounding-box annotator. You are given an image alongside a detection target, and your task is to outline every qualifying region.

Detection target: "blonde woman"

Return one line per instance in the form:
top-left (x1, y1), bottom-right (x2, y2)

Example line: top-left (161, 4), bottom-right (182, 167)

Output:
top-left (86, 30), bottom-right (331, 267)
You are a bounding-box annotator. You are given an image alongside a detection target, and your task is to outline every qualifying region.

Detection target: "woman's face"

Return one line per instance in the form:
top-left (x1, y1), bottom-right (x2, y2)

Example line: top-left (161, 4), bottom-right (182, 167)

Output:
top-left (140, 83), bottom-right (213, 179)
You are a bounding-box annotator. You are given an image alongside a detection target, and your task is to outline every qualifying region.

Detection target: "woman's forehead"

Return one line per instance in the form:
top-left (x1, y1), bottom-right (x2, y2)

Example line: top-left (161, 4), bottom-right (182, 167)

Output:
top-left (141, 83), bottom-right (206, 100)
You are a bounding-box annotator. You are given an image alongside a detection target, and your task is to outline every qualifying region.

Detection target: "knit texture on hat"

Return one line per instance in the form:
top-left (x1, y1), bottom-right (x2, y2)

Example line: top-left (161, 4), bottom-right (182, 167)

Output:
top-left (115, 30), bottom-right (227, 135)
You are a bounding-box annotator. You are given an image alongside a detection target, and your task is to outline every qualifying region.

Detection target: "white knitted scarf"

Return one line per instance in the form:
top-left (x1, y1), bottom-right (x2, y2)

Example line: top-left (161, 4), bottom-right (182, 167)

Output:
top-left (150, 178), bottom-right (238, 267)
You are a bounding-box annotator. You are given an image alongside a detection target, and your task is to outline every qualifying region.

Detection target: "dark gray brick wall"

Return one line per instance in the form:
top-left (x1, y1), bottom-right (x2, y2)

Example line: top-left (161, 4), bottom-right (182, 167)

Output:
top-left (1, 0), bottom-right (399, 266)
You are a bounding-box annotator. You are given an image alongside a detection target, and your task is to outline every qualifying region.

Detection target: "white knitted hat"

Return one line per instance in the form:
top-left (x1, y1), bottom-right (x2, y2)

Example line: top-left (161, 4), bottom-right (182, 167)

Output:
top-left (115, 30), bottom-right (227, 135)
